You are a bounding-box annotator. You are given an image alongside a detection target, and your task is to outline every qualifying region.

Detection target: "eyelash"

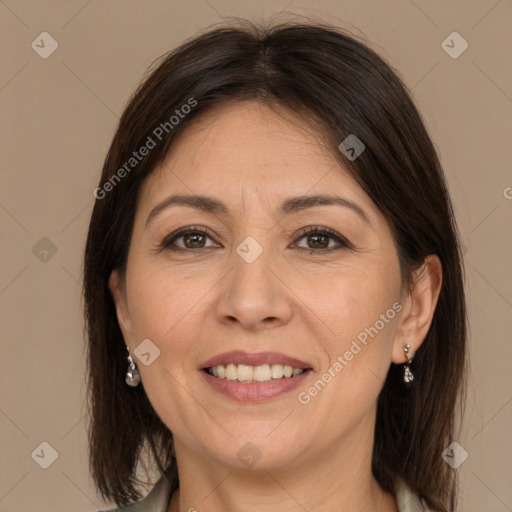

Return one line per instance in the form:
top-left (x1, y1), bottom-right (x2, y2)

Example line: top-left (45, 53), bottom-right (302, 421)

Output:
top-left (159, 225), bottom-right (352, 254)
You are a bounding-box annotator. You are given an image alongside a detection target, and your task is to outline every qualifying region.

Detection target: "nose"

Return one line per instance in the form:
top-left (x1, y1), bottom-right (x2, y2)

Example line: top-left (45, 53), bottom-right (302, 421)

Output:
top-left (215, 244), bottom-right (294, 332)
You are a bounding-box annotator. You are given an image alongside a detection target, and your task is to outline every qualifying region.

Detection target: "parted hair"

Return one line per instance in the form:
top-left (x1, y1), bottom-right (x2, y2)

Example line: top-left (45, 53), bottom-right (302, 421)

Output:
top-left (83, 19), bottom-right (467, 511)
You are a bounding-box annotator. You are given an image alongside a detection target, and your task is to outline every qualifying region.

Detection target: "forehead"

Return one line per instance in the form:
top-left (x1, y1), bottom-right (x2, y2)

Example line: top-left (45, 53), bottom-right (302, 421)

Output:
top-left (139, 101), bottom-right (373, 217)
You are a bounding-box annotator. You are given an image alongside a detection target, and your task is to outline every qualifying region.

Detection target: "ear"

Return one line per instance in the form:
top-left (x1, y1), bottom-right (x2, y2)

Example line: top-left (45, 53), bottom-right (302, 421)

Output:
top-left (392, 255), bottom-right (443, 364)
top-left (108, 270), bottom-right (133, 343)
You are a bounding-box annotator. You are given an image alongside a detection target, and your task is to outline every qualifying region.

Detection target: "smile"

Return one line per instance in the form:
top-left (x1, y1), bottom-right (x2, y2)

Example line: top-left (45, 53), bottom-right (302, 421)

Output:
top-left (206, 363), bottom-right (304, 382)
top-left (200, 351), bottom-right (313, 401)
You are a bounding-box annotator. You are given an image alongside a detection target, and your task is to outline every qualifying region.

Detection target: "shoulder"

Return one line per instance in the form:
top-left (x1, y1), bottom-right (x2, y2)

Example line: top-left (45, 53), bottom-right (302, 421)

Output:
top-left (395, 477), bottom-right (433, 512)
top-left (98, 474), bottom-right (173, 512)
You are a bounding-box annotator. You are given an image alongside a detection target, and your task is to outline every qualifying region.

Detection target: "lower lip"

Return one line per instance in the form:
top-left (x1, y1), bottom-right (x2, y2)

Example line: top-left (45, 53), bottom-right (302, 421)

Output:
top-left (201, 369), bottom-right (312, 402)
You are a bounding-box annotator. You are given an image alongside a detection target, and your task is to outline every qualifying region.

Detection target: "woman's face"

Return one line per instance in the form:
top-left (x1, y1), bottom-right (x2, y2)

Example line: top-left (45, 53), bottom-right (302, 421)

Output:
top-left (111, 101), bottom-right (406, 471)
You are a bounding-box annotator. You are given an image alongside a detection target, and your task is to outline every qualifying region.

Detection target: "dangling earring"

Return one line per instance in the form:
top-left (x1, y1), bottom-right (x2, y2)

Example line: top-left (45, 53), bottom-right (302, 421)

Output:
top-left (125, 347), bottom-right (140, 387)
top-left (402, 343), bottom-right (414, 387)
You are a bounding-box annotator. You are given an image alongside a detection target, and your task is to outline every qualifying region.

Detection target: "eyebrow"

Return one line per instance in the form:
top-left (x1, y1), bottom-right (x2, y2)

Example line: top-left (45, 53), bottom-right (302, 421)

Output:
top-left (145, 193), bottom-right (371, 227)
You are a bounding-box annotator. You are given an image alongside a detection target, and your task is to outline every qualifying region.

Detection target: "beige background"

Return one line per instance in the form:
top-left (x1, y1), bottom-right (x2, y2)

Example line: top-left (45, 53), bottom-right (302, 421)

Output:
top-left (1, 1), bottom-right (511, 511)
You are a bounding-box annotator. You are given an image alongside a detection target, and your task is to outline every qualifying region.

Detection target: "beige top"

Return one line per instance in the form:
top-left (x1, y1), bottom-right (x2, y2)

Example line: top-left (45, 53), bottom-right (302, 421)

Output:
top-left (101, 475), bottom-right (431, 512)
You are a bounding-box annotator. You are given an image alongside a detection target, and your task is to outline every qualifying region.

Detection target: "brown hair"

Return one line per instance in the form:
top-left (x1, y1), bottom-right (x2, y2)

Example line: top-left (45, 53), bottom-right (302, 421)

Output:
top-left (83, 19), bottom-right (467, 511)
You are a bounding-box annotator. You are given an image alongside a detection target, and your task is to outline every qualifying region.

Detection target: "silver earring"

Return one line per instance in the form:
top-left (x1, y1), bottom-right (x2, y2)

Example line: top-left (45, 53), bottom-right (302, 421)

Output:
top-left (402, 343), bottom-right (414, 387)
top-left (125, 348), bottom-right (140, 387)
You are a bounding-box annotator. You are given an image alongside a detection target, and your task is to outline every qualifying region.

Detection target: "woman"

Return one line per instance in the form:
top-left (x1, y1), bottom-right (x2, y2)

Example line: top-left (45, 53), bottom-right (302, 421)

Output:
top-left (84, 20), bottom-right (467, 512)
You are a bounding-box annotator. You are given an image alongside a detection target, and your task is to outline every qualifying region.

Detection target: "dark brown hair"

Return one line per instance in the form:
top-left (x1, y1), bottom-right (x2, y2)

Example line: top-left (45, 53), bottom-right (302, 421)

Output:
top-left (84, 19), bottom-right (467, 511)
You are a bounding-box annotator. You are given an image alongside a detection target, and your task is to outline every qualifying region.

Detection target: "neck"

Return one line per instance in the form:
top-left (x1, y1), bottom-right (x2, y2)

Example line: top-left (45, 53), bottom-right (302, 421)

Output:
top-left (168, 417), bottom-right (397, 512)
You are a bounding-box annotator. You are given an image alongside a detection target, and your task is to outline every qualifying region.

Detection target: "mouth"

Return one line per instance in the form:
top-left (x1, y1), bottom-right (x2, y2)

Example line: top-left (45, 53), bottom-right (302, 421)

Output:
top-left (204, 363), bottom-right (309, 383)
top-left (200, 351), bottom-right (313, 401)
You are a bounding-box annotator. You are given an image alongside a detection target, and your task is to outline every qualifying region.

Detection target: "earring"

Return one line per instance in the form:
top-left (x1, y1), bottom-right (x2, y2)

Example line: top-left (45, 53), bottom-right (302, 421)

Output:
top-left (402, 343), bottom-right (414, 387)
top-left (125, 348), bottom-right (141, 387)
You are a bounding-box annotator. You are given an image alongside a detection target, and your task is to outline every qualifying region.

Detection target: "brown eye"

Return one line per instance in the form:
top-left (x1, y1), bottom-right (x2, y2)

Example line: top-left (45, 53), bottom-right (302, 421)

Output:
top-left (305, 233), bottom-right (330, 249)
top-left (160, 225), bottom-right (350, 254)
top-left (182, 232), bottom-right (207, 249)
top-left (161, 227), bottom-right (219, 251)
top-left (294, 227), bottom-right (350, 252)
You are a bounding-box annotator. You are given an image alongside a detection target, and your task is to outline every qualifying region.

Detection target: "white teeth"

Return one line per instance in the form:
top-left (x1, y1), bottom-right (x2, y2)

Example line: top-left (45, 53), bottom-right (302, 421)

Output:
top-left (270, 364), bottom-right (284, 379)
top-left (253, 364), bottom-right (272, 382)
top-left (225, 363), bottom-right (237, 380)
top-left (208, 363), bottom-right (305, 382)
top-left (237, 364), bottom-right (253, 382)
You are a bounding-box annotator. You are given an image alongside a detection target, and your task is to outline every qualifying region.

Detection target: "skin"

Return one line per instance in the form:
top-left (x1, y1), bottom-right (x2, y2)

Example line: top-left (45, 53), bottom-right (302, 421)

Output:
top-left (109, 100), bottom-right (442, 512)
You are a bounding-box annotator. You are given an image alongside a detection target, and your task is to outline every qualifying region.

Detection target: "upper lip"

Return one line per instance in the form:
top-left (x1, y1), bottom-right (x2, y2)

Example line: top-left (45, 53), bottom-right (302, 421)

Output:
top-left (200, 351), bottom-right (311, 370)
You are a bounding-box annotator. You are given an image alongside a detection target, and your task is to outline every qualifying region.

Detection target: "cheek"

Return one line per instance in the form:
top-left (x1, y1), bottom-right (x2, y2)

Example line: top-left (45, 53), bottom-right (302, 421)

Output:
top-left (123, 261), bottom-right (220, 385)
top-left (312, 256), bottom-right (400, 337)
top-left (125, 261), bottom-right (202, 338)
top-left (298, 276), bottom-right (401, 435)
top-left (311, 259), bottom-right (401, 388)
